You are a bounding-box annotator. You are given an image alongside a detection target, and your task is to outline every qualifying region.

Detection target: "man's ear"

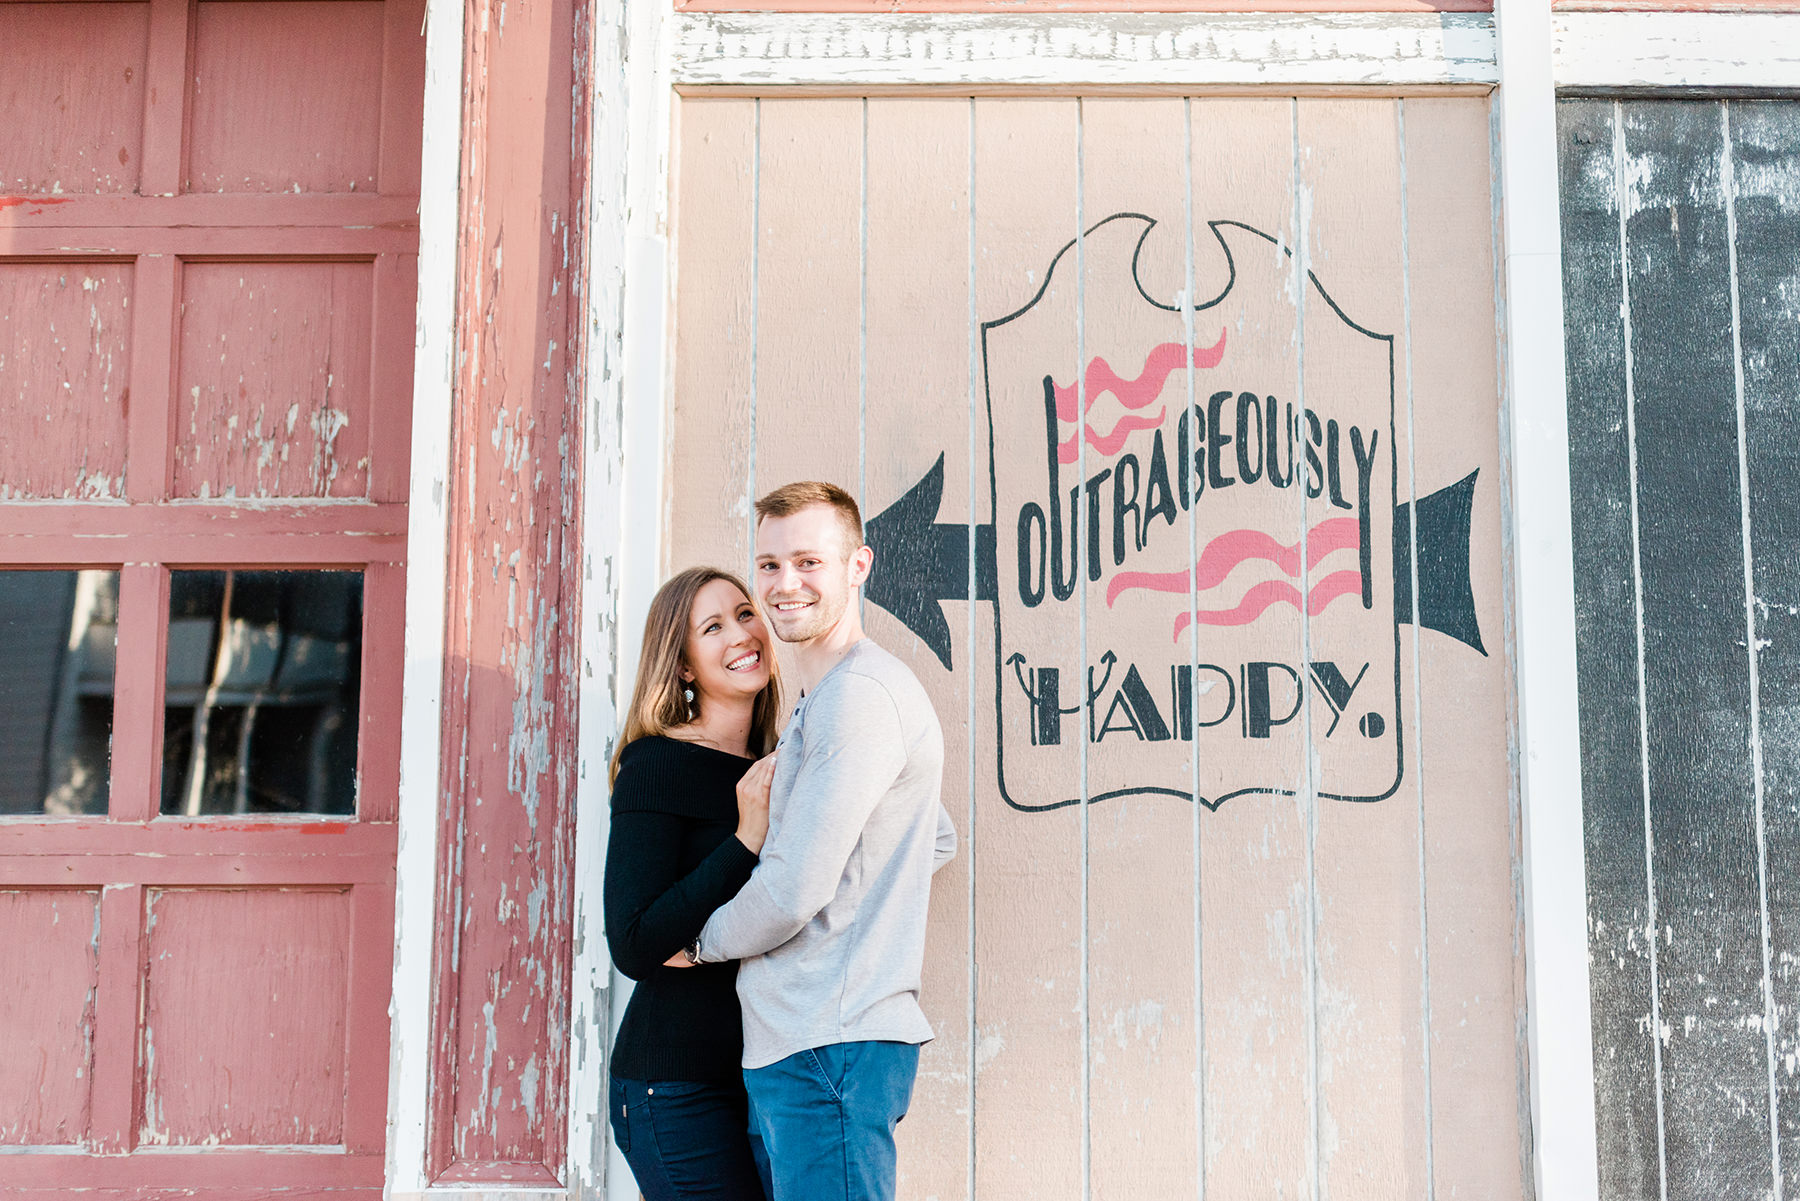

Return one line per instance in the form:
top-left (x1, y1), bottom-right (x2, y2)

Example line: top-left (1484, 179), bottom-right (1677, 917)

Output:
top-left (848, 543), bottom-right (875, 589)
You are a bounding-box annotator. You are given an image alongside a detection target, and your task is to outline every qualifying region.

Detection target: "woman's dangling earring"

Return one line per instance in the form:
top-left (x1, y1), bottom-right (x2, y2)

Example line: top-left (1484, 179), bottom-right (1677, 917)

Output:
top-left (683, 685), bottom-right (696, 718)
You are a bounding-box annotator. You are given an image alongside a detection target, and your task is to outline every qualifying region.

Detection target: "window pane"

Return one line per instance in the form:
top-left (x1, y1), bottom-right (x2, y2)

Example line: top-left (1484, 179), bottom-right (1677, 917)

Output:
top-left (161, 569), bottom-right (362, 817)
top-left (0, 570), bottom-right (119, 816)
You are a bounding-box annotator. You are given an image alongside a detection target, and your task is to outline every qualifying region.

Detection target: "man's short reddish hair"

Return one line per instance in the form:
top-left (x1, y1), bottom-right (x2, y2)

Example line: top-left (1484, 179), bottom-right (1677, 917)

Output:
top-left (755, 481), bottom-right (864, 553)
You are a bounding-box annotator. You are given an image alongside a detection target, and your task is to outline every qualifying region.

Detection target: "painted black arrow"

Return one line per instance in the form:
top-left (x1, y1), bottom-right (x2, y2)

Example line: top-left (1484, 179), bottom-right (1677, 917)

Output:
top-left (863, 453), bottom-right (996, 672)
top-left (1394, 469), bottom-right (1485, 655)
top-left (867, 456), bottom-right (1484, 670)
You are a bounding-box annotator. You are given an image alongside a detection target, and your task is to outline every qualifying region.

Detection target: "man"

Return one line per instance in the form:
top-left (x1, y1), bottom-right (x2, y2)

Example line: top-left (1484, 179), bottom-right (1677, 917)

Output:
top-left (687, 480), bottom-right (957, 1201)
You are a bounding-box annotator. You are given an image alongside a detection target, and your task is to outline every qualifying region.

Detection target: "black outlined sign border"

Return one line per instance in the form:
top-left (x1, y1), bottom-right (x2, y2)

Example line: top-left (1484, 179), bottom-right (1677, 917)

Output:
top-left (981, 213), bottom-right (1404, 813)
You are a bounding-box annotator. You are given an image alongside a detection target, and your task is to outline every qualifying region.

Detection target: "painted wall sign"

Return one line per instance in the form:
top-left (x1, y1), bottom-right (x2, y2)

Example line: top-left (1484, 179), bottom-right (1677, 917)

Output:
top-left (668, 95), bottom-right (1526, 1201)
top-left (866, 212), bottom-right (1484, 811)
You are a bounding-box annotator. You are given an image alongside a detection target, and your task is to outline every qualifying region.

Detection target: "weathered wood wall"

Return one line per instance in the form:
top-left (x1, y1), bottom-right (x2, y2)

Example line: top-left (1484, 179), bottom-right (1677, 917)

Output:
top-left (667, 94), bottom-right (1526, 1201)
top-left (1561, 96), bottom-right (1800, 1201)
top-left (423, 0), bottom-right (591, 1181)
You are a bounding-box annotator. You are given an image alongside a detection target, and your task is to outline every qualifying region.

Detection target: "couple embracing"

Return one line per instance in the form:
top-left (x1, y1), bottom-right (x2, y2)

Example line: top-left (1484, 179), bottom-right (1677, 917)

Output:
top-left (604, 481), bottom-right (957, 1201)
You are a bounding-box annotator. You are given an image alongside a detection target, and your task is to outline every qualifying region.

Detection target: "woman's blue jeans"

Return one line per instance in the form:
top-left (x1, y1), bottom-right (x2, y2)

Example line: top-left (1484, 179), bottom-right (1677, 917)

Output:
top-left (609, 1075), bottom-right (770, 1201)
top-left (742, 1040), bottom-right (920, 1201)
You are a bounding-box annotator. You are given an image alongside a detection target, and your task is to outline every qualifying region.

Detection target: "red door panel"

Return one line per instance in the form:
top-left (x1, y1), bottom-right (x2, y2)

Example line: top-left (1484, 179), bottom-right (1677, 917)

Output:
top-left (0, 888), bottom-right (101, 1146)
top-left (0, 0), bottom-right (423, 1193)
top-left (0, 261), bottom-right (134, 500)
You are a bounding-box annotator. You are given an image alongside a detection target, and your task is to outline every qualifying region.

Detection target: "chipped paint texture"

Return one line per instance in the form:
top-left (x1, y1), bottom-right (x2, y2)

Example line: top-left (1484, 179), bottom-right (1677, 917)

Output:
top-left (186, 0), bottom-right (385, 193)
top-left (1553, 12), bottom-right (1800, 90)
top-left (425, 0), bottom-right (588, 1179)
top-left (0, 889), bottom-right (100, 1145)
top-left (138, 888), bottom-right (351, 1147)
top-left (0, 262), bottom-right (132, 499)
top-left (0, 3), bottom-right (147, 195)
top-left (671, 12), bottom-right (1500, 88)
top-left (173, 262), bottom-right (374, 499)
top-left (1, 0), bottom-right (422, 1192)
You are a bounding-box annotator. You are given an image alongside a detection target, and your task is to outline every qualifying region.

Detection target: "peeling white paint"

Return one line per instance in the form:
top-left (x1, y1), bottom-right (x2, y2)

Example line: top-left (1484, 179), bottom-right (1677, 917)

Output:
top-left (385, 0), bottom-right (466, 1183)
top-left (672, 12), bottom-right (1498, 89)
top-left (1554, 13), bottom-right (1800, 91)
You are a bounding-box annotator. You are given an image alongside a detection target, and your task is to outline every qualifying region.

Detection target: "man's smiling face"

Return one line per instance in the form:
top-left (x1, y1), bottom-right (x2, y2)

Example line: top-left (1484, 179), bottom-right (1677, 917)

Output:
top-left (754, 503), bottom-right (869, 645)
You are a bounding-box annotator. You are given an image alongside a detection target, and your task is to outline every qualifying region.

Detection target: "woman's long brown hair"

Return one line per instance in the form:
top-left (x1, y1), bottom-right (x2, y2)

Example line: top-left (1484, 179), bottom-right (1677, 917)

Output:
top-left (609, 566), bottom-right (782, 784)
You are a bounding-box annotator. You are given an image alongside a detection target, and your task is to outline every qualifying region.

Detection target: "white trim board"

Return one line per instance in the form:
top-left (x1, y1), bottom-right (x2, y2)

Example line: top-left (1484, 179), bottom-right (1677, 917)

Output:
top-left (573, 0), bottom-right (677, 1190)
top-left (671, 10), bottom-right (1800, 93)
top-left (671, 12), bottom-right (1500, 88)
top-left (1493, 2), bottom-right (1602, 1201)
top-left (384, 0), bottom-right (464, 1187)
top-left (1555, 13), bottom-right (1800, 91)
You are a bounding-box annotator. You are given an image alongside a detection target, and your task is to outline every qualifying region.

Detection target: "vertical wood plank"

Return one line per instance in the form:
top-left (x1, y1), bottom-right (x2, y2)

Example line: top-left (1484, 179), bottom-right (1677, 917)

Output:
top-left (668, 97), bottom-right (756, 579)
top-left (108, 564), bottom-right (168, 824)
top-left (1726, 97), bottom-right (1800, 1191)
top-left (1076, 95), bottom-right (1198, 1200)
top-left (124, 254), bottom-right (179, 503)
top-left (88, 883), bottom-right (146, 1154)
top-left (751, 99), bottom-right (861, 517)
top-left (972, 95), bottom-right (1082, 1201)
top-left (1296, 96), bottom-right (1424, 1201)
top-left (861, 96), bottom-right (975, 1201)
top-left (137, 0), bottom-right (190, 197)
top-left (369, 253), bottom-right (419, 504)
top-left (429, 0), bottom-right (583, 1171)
top-left (1622, 98), bottom-right (1770, 1201)
top-left (1557, 95), bottom-right (1661, 1201)
top-left (1186, 96), bottom-right (1311, 1201)
top-left (359, 561), bottom-right (407, 823)
top-left (343, 882), bottom-right (396, 1153)
top-left (1402, 95), bottom-right (1528, 1201)
top-left (379, 0), bottom-right (428, 195)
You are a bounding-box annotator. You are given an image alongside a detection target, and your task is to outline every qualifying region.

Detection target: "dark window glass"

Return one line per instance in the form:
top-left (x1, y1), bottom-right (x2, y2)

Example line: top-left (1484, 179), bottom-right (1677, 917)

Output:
top-left (0, 570), bottom-right (120, 816)
top-left (160, 569), bottom-right (362, 817)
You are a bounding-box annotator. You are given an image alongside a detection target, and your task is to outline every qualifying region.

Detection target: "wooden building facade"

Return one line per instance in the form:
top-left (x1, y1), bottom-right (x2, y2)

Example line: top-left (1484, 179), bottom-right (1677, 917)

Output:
top-left (2, 2), bottom-right (1798, 1200)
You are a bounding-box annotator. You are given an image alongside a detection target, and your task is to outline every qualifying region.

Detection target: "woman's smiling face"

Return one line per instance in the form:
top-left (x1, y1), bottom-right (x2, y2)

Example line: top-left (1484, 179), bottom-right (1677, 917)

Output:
top-left (682, 577), bottom-right (772, 706)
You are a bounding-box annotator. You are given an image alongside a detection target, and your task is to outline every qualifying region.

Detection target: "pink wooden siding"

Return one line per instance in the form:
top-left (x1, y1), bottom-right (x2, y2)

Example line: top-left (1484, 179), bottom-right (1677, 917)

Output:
top-left (1, 0), bottom-right (423, 1192)
top-left (0, 260), bottom-right (133, 499)
top-left (0, 889), bottom-right (100, 1146)
top-left (863, 97), bottom-right (976, 1201)
top-left (669, 93), bottom-right (1524, 1201)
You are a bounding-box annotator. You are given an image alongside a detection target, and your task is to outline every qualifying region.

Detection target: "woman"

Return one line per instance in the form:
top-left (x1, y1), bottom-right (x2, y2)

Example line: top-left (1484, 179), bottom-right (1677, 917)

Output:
top-left (605, 566), bottom-right (782, 1201)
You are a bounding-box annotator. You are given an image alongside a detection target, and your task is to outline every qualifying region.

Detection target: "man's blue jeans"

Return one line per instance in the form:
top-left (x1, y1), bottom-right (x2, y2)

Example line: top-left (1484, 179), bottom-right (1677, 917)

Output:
top-left (742, 1040), bottom-right (920, 1201)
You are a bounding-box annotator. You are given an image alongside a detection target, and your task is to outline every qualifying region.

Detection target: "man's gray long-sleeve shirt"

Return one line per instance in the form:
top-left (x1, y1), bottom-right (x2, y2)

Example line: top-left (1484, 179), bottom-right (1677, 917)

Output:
top-left (696, 638), bottom-right (955, 1069)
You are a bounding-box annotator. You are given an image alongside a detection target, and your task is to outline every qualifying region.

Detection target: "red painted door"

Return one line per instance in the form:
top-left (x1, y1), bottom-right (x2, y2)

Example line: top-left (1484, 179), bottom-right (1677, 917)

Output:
top-left (0, 1), bottom-right (423, 1194)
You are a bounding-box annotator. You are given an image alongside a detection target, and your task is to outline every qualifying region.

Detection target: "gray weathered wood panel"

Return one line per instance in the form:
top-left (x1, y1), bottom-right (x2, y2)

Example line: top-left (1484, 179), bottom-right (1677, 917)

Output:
top-left (1561, 95), bottom-right (1797, 1201)
top-left (1730, 99), bottom-right (1800, 1191)
top-left (1560, 95), bottom-right (1662, 1201)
